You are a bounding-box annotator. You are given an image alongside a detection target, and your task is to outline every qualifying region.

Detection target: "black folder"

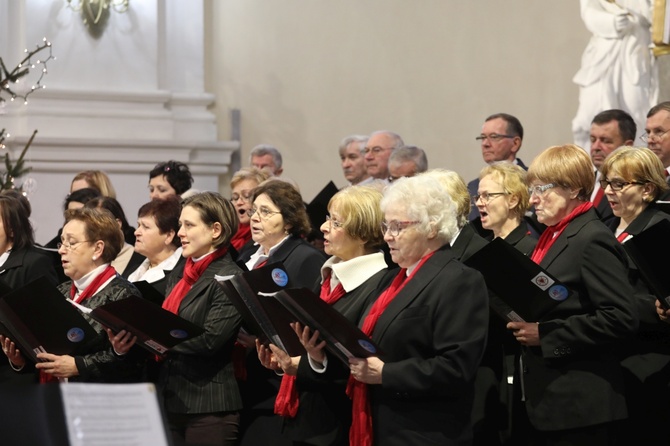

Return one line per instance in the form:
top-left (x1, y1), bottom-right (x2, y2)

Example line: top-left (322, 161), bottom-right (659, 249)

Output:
top-left (623, 219), bottom-right (670, 309)
top-left (464, 238), bottom-right (573, 322)
top-left (0, 277), bottom-right (98, 362)
top-left (275, 288), bottom-right (382, 365)
top-left (78, 295), bottom-right (205, 356)
top-left (306, 181), bottom-right (339, 232)
top-left (132, 280), bottom-right (166, 305)
top-left (215, 262), bottom-right (305, 356)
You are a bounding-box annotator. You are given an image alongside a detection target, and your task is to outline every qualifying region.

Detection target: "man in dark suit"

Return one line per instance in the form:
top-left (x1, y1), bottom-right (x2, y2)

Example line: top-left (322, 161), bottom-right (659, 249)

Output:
top-left (644, 101), bottom-right (670, 200)
top-left (588, 109), bottom-right (636, 224)
top-left (468, 113), bottom-right (526, 222)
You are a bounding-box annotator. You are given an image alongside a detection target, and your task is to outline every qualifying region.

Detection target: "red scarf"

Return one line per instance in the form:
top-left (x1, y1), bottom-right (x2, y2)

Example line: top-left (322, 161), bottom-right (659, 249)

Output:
top-left (274, 272), bottom-right (347, 418)
top-left (230, 223), bottom-right (251, 251)
top-left (346, 251), bottom-right (435, 446)
top-left (530, 201), bottom-right (593, 264)
top-left (42, 265), bottom-right (118, 383)
top-left (162, 246), bottom-right (228, 314)
top-left (70, 265), bottom-right (117, 304)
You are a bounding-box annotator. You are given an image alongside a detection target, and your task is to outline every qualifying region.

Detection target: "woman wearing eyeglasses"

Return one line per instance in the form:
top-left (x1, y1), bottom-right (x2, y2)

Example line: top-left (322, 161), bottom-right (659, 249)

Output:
top-left (475, 162), bottom-right (537, 255)
top-left (341, 175), bottom-right (489, 445)
top-left (256, 185), bottom-right (390, 446)
top-left (600, 146), bottom-right (670, 445)
top-left (229, 167), bottom-right (271, 257)
top-left (507, 144), bottom-right (637, 445)
top-left (237, 179), bottom-right (326, 446)
top-left (0, 207), bottom-right (144, 383)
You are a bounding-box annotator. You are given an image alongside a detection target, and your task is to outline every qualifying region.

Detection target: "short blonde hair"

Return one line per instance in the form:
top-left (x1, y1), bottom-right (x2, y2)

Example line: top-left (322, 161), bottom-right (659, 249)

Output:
top-left (182, 192), bottom-right (239, 249)
top-left (328, 186), bottom-right (384, 250)
top-left (420, 169), bottom-right (470, 228)
top-left (230, 167), bottom-right (272, 190)
top-left (601, 146), bottom-right (670, 201)
top-left (527, 144), bottom-right (594, 201)
top-left (71, 170), bottom-right (116, 199)
top-left (479, 162), bottom-right (530, 219)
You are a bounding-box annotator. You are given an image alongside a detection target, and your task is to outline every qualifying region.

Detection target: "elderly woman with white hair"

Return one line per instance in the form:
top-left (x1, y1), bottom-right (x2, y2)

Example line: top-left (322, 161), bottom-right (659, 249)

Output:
top-left (346, 174), bottom-right (489, 446)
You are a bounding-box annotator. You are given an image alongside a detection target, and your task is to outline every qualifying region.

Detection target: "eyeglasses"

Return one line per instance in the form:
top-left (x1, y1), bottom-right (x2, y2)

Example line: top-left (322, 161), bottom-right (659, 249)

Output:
top-left (57, 240), bottom-right (91, 251)
top-left (640, 129), bottom-right (670, 143)
top-left (325, 215), bottom-right (343, 229)
top-left (528, 183), bottom-right (556, 196)
top-left (599, 178), bottom-right (645, 192)
top-left (230, 192), bottom-right (252, 203)
top-left (475, 134), bottom-right (515, 142)
top-left (472, 191), bottom-right (508, 204)
top-left (381, 220), bottom-right (420, 237)
top-left (246, 207), bottom-right (281, 219)
top-left (363, 146), bottom-right (391, 155)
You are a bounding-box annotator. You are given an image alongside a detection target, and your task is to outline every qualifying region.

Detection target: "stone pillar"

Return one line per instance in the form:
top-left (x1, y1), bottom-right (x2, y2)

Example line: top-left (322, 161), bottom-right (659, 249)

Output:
top-left (0, 0), bottom-right (238, 243)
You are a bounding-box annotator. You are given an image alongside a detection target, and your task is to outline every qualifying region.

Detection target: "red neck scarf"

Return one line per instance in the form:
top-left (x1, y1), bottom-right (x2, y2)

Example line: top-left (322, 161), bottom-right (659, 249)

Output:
top-left (162, 246), bottom-right (228, 314)
top-left (616, 231), bottom-right (629, 243)
top-left (531, 201), bottom-right (593, 264)
top-left (346, 251), bottom-right (435, 446)
top-left (230, 223), bottom-right (251, 251)
top-left (70, 265), bottom-right (117, 304)
top-left (274, 271), bottom-right (348, 418)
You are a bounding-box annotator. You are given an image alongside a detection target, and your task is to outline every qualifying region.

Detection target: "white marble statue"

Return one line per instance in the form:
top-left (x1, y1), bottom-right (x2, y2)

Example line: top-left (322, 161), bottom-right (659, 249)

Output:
top-left (572, 0), bottom-right (658, 150)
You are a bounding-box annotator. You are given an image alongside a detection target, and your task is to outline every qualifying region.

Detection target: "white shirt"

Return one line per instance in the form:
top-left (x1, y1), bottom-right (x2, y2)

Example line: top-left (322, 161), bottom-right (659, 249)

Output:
top-left (320, 252), bottom-right (387, 293)
top-left (245, 235), bottom-right (290, 271)
top-left (127, 247), bottom-right (183, 284)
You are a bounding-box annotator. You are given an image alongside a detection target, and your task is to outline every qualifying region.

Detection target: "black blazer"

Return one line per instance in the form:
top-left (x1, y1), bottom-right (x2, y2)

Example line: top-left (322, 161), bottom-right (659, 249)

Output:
top-left (238, 235), bottom-right (327, 288)
top-left (0, 247), bottom-right (59, 384)
top-left (610, 206), bottom-right (670, 355)
top-left (502, 220), bottom-right (537, 256)
top-left (0, 246), bottom-right (59, 290)
top-left (364, 245), bottom-right (489, 445)
top-left (159, 254), bottom-right (243, 414)
top-left (286, 267), bottom-right (392, 446)
top-left (521, 208), bottom-right (638, 431)
top-left (451, 223), bottom-right (489, 262)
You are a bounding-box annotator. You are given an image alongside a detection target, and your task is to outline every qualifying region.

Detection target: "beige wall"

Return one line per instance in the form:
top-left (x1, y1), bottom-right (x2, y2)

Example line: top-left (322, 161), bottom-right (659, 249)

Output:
top-left (206, 1), bottom-right (590, 201)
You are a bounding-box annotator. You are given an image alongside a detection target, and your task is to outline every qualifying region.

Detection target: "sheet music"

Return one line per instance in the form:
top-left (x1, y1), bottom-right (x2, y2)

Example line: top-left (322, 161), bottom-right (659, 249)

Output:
top-left (61, 383), bottom-right (169, 446)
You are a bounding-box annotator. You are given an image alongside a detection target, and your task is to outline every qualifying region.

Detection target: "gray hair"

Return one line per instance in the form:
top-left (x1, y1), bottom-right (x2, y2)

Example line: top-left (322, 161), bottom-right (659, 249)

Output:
top-left (389, 145), bottom-right (428, 173)
top-left (380, 175), bottom-right (458, 244)
top-left (338, 135), bottom-right (368, 156)
top-left (250, 144), bottom-right (283, 170)
top-left (369, 130), bottom-right (405, 150)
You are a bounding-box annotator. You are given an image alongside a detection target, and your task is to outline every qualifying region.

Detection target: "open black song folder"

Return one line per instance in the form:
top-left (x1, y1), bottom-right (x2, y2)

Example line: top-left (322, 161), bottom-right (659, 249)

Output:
top-left (275, 287), bottom-right (382, 365)
top-left (0, 277), bottom-right (98, 363)
top-left (215, 262), bottom-right (305, 356)
top-left (131, 280), bottom-right (166, 305)
top-left (0, 382), bottom-right (171, 446)
top-left (70, 295), bottom-right (205, 356)
top-left (623, 218), bottom-right (670, 309)
top-left (464, 237), bottom-right (573, 322)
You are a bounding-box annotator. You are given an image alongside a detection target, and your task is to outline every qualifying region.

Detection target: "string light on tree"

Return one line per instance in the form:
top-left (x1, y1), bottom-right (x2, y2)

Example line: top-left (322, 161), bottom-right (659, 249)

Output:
top-left (0, 37), bottom-right (54, 105)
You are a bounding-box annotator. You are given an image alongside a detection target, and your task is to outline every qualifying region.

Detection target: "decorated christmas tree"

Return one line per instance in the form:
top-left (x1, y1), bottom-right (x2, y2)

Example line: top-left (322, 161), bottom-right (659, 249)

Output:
top-left (0, 38), bottom-right (53, 192)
